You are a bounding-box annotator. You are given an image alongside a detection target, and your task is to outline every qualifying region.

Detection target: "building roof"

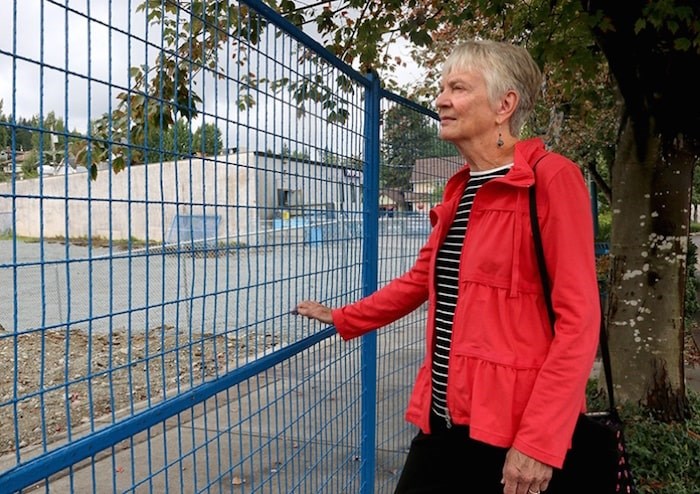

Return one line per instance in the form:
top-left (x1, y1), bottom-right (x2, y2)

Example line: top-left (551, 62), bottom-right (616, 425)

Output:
top-left (411, 155), bottom-right (464, 184)
top-left (404, 191), bottom-right (432, 202)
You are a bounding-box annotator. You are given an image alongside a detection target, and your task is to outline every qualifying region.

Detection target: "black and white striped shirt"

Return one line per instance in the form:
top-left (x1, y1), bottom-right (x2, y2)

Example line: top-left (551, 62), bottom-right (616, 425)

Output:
top-left (431, 164), bottom-right (512, 424)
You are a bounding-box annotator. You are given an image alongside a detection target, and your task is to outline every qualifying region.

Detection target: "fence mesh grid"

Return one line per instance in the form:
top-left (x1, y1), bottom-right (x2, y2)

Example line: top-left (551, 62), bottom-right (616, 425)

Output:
top-left (0, 1), bottom-right (459, 492)
top-left (372, 96), bottom-right (459, 494)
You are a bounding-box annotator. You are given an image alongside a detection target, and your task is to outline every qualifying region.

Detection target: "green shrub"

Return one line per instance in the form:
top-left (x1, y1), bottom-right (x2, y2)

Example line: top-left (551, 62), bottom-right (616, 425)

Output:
top-left (622, 392), bottom-right (700, 493)
top-left (596, 210), bottom-right (612, 243)
top-left (20, 149), bottom-right (39, 178)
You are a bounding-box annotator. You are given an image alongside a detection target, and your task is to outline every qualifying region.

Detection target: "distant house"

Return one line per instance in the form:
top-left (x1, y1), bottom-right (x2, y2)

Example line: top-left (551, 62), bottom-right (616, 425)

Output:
top-left (0, 148), bottom-right (28, 174)
top-left (405, 155), bottom-right (464, 211)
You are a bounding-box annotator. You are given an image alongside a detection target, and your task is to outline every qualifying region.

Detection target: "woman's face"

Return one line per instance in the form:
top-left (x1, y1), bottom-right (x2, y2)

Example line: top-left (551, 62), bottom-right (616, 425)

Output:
top-left (435, 68), bottom-right (498, 146)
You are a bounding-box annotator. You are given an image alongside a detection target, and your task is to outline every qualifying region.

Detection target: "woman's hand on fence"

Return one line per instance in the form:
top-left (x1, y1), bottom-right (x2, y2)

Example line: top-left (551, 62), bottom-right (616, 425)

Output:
top-left (293, 300), bottom-right (334, 324)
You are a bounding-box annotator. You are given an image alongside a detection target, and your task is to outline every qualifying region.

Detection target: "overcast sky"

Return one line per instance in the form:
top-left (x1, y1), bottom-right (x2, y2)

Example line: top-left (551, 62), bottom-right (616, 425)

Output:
top-left (2, 1), bottom-right (136, 131)
top-left (1, 0), bottom-right (425, 158)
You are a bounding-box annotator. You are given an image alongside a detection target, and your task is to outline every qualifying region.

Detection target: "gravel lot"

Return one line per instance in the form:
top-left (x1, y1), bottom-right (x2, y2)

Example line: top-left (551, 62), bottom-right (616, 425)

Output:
top-left (0, 223), bottom-right (427, 456)
top-left (0, 325), bottom-right (278, 455)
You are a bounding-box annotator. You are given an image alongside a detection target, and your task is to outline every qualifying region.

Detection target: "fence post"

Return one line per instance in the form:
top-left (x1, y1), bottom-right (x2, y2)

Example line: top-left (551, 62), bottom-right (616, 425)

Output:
top-left (360, 72), bottom-right (380, 494)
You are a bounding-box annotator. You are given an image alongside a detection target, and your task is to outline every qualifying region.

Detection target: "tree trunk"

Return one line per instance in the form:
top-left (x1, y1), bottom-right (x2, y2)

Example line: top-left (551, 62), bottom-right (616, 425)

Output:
top-left (607, 118), bottom-right (692, 420)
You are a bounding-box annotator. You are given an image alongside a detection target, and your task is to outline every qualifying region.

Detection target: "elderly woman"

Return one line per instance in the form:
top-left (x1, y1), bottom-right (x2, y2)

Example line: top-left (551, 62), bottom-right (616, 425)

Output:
top-left (295, 40), bottom-right (599, 494)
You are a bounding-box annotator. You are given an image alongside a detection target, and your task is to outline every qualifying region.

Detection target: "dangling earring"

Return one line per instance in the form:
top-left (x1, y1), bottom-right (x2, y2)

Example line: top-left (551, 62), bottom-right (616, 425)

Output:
top-left (497, 130), bottom-right (504, 148)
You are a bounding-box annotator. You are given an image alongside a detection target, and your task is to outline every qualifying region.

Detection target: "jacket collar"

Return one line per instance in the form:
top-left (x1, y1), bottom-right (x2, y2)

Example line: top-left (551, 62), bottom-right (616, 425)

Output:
top-left (444, 137), bottom-right (547, 198)
top-left (508, 137), bottom-right (548, 187)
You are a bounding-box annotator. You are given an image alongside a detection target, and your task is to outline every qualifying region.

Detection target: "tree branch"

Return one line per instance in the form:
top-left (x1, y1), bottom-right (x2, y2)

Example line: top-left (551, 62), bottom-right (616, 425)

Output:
top-left (338, 0), bottom-right (373, 63)
top-left (586, 161), bottom-right (612, 202)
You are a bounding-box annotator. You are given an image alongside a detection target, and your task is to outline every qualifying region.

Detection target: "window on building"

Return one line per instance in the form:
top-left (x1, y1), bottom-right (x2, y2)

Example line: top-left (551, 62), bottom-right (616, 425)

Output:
top-left (277, 189), bottom-right (303, 207)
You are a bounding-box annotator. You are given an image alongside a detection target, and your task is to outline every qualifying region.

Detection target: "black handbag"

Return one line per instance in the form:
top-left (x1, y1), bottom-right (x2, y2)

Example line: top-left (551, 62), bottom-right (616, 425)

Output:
top-left (528, 160), bottom-right (636, 494)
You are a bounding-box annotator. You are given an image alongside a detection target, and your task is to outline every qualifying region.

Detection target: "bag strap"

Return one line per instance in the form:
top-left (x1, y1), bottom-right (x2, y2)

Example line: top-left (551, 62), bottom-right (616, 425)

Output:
top-left (528, 154), bottom-right (617, 413)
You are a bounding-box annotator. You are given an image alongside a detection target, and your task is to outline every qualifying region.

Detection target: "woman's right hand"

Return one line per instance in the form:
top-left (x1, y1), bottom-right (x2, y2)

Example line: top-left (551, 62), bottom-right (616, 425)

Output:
top-left (293, 300), bottom-right (334, 324)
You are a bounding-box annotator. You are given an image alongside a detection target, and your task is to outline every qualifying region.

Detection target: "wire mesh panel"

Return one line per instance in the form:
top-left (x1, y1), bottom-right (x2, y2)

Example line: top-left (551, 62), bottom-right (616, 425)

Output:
top-left (0, 0), bottom-right (371, 491)
top-left (372, 95), bottom-right (461, 493)
top-left (0, 1), bottom-right (451, 493)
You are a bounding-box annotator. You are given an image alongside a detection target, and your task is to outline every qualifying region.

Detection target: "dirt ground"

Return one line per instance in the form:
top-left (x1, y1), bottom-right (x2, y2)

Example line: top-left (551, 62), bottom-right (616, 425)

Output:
top-left (0, 326), bottom-right (279, 455)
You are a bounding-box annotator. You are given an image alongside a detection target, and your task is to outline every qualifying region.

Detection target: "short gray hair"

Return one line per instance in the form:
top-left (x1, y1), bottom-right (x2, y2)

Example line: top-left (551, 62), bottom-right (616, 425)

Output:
top-left (442, 40), bottom-right (542, 136)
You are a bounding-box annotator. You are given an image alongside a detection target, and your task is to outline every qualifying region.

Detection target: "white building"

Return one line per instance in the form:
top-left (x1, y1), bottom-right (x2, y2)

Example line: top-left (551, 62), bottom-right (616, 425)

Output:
top-left (0, 150), bottom-right (363, 245)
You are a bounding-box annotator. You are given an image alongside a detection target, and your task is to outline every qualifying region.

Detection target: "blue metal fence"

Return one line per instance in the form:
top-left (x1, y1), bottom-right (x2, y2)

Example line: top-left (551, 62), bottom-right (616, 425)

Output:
top-left (0, 1), bottom-right (457, 492)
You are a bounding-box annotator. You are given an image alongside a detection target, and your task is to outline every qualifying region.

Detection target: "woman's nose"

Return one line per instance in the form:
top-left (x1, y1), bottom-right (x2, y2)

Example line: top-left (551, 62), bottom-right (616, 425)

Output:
top-left (435, 91), bottom-right (447, 109)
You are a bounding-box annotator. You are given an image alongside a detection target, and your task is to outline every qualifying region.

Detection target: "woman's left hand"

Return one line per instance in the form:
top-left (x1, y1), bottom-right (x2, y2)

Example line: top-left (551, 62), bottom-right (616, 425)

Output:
top-left (501, 447), bottom-right (552, 494)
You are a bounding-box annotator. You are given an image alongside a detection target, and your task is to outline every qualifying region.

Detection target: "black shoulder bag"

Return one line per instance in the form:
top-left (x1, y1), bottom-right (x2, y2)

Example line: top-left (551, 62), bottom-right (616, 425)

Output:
top-left (529, 159), bottom-right (636, 494)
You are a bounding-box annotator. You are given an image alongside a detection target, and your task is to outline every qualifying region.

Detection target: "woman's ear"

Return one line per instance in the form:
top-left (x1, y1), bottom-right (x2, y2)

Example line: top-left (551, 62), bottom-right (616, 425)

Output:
top-left (495, 89), bottom-right (519, 125)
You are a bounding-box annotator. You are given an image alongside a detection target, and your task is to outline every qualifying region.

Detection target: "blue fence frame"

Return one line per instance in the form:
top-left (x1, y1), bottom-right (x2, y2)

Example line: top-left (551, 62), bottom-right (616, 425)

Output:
top-left (0, 1), bottom-right (456, 492)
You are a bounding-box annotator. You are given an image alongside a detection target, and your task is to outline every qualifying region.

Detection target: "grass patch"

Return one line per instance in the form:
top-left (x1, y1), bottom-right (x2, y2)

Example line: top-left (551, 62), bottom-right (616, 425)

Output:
top-left (0, 234), bottom-right (159, 250)
top-left (0, 234), bottom-right (248, 254)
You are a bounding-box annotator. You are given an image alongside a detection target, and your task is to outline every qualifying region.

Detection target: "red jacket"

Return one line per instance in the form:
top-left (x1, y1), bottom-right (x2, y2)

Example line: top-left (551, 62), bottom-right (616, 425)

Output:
top-left (332, 138), bottom-right (600, 468)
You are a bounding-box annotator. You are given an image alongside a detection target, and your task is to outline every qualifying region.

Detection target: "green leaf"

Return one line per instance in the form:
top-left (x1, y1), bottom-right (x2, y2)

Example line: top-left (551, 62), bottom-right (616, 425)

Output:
top-left (408, 29), bottom-right (432, 47)
top-left (674, 37), bottom-right (692, 51)
top-left (635, 18), bottom-right (647, 34)
top-left (112, 155), bottom-right (125, 174)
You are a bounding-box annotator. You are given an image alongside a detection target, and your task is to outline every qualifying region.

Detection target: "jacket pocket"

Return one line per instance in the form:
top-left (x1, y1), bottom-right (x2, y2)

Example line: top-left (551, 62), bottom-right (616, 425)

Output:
top-left (462, 210), bottom-right (518, 286)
